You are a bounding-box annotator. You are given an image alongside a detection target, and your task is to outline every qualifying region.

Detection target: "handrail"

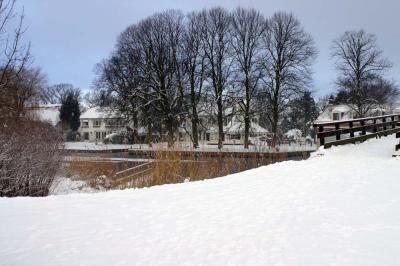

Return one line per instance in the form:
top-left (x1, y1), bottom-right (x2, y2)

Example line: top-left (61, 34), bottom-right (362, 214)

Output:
top-left (115, 162), bottom-right (153, 178)
top-left (313, 114), bottom-right (400, 148)
top-left (314, 113), bottom-right (400, 126)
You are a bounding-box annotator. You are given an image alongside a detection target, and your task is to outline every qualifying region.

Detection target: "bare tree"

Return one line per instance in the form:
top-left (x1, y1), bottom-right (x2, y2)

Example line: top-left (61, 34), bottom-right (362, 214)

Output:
top-left (179, 11), bottom-right (207, 148)
top-left (0, 0), bottom-right (30, 88)
top-left (0, 119), bottom-right (62, 197)
top-left (332, 30), bottom-right (395, 117)
top-left (134, 10), bottom-right (185, 147)
top-left (0, 0), bottom-right (31, 123)
top-left (41, 83), bottom-right (81, 104)
top-left (260, 12), bottom-right (316, 146)
top-left (0, 1), bottom-right (63, 197)
top-left (231, 7), bottom-right (266, 148)
top-left (201, 7), bottom-right (233, 149)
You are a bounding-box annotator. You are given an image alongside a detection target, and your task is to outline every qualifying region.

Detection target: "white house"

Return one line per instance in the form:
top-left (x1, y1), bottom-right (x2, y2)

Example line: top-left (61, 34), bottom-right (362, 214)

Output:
top-left (316, 104), bottom-right (388, 123)
top-left (29, 104), bottom-right (61, 127)
top-left (178, 102), bottom-right (269, 145)
top-left (79, 107), bottom-right (128, 142)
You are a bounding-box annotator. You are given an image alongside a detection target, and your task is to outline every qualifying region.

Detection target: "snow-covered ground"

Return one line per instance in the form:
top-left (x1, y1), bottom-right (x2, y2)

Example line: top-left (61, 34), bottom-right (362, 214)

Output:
top-left (1, 135), bottom-right (400, 265)
top-left (50, 177), bottom-right (99, 195)
top-left (65, 141), bottom-right (316, 152)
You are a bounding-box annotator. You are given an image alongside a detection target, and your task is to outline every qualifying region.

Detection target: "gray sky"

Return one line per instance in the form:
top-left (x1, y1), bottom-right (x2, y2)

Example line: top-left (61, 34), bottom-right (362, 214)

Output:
top-left (17, 0), bottom-right (400, 97)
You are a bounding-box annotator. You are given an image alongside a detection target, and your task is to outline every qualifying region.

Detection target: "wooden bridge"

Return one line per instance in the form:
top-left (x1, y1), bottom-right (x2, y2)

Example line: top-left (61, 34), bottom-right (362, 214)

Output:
top-left (314, 114), bottom-right (400, 151)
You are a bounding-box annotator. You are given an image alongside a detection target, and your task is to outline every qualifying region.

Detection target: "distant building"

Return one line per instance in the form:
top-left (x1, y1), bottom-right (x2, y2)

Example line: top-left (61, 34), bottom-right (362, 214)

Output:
top-left (178, 102), bottom-right (269, 145)
top-left (316, 104), bottom-right (388, 123)
top-left (28, 104), bottom-right (62, 128)
top-left (79, 107), bottom-right (128, 142)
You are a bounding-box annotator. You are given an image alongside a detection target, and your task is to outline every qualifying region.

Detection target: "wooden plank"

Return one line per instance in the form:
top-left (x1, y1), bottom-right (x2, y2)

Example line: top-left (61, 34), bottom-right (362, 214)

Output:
top-left (316, 120), bottom-right (399, 138)
top-left (324, 127), bottom-right (400, 149)
top-left (314, 114), bottom-right (400, 127)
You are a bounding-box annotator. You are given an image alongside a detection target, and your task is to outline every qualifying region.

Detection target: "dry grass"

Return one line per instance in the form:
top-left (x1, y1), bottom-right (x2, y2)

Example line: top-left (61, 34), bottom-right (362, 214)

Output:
top-left (65, 149), bottom-right (310, 191)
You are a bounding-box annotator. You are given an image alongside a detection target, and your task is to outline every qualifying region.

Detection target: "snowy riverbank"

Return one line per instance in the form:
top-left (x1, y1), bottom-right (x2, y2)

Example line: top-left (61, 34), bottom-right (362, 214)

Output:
top-left (1, 135), bottom-right (400, 265)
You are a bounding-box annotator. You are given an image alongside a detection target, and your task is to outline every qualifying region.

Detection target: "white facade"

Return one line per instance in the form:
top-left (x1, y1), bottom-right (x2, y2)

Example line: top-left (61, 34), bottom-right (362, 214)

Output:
top-left (316, 104), bottom-right (389, 123)
top-left (29, 104), bottom-right (61, 127)
top-left (79, 107), bottom-right (127, 142)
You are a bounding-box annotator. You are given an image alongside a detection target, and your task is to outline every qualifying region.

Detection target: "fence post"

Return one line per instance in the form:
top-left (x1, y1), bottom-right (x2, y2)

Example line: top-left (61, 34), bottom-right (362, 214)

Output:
top-left (335, 123), bottom-right (341, 141)
top-left (361, 120), bottom-right (366, 136)
top-left (349, 121), bottom-right (354, 138)
top-left (373, 119), bottom-right (377, 133)
top-left (392, 116), bottom-right (396, 129)
top-left (396, 132), bottom-right (400, 151)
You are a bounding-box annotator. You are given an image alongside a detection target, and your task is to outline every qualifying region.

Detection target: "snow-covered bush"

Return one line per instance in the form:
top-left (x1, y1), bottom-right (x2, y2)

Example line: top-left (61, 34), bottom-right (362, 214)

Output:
top-left (0, 119), bottom-right (63, 197)
top-left (284, 129), bottom-right (302, 141)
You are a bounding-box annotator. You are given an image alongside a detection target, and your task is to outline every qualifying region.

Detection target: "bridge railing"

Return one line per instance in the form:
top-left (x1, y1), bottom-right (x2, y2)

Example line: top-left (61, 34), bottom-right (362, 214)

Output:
top-left (314, 114), bottom-right (400, 148)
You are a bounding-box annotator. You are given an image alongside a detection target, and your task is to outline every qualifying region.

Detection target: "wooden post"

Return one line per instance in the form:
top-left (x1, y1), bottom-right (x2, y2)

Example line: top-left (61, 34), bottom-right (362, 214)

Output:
top-left (396, 132), bottom-right (400, 151)
top-left (392, 116), bottom-right (395, 129)
top-left (349, 121), bottom-right (354, 138)
top-left (383, 117), bottom-right (387, 131)
top-left (335, 123), bottom-right (340, 141)
top-left (361, 120), bottom-right (366, 136)
top-left (373, 119), bottom-right (377, 133)
top-left (318, 125), bottom-right (324, 146)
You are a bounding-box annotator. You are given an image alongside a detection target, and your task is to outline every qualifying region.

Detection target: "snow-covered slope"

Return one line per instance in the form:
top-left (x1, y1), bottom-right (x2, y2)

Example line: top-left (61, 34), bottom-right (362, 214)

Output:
top-left (1, 136), bottom-right (400, 265)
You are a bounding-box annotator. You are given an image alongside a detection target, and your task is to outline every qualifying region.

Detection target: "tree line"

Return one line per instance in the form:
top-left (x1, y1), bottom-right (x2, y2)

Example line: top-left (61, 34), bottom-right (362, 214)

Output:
top-left (94, 7), bottom-right (317, 149)
top-left (95, 7), bottom-right (398, 149)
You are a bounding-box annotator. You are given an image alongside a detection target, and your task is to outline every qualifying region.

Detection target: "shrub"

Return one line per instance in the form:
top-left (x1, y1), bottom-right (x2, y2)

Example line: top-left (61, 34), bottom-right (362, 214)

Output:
top-left (0, 119), bottom-right (63, 197)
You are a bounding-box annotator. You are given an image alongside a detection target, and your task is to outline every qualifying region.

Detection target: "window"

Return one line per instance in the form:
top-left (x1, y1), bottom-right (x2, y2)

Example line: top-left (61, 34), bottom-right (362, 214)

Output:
top-left (332, 113), bottom-right (340, 121)
top-left (229, 134), bottom-right (241, 140)
top-left (95, 132), bottom-right (101, 139)
top-left (93, 120), bottom-right (101, 127)
top-left (82, 120), bottom-right (89, 128)
top-left (83, 132), bottom-right (89, 140)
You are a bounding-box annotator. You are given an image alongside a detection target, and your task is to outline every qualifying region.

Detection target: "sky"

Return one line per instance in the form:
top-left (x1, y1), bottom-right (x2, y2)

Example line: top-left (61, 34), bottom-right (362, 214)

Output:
top-left (16, 0), bottom-right (400, 97)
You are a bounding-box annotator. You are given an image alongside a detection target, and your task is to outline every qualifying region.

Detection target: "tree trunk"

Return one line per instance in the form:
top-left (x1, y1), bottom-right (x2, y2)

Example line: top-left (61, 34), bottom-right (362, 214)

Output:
top-left (217, 96), bottom-right (224, 150)
top-left (166, 117), bottom-right (175, 148)
top-left (244, 113), bottom-right (250, 149)
top-left (147, 118), bottom-right (152, 148)
top-left (191, 111), bottom-right (199, 149)
top-left (271, 106), bottom-right (279, 148)
top-left (244, 75), bottom-right (251, 149)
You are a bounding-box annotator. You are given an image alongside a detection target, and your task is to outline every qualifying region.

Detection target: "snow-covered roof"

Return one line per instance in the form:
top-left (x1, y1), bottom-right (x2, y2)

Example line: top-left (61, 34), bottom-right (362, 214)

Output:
top-left (80, 107), bottom-right (119, 119)
top-left (332, 105), bottom-right (351, 113)
top-left (224, 121), bottom-right (268, 134)
top-left (315, 104), bottom-right (353, 123)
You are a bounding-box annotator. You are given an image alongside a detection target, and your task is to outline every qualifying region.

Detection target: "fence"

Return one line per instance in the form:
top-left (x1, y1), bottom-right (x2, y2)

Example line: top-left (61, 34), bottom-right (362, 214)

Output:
top-left (314, 114), bottom-right (400, 148)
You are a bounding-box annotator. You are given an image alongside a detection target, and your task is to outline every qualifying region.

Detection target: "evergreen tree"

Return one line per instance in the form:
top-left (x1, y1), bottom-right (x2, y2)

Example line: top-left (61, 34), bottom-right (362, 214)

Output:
top-left (283, 91), bottom-right (318, 137)
top-left (60, 91), bottom-right (81, 132)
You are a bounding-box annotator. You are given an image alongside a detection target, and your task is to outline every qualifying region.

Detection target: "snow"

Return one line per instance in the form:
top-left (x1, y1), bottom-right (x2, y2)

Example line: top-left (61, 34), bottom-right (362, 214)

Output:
top-left (284, 128), bottom-right (302, 140)
top-left (64, 142), bottom-right (134, 150)
top-left (224, 121), bottom-right (268, 134)
top-left (65, 141), bottom-right (315, 152)
top-left (80, 107), bottom-right (119, 119)
top-left (332, 104), bottom-right (351, 113)
top-left (30, 104), bottom-right (61, 126)
top-left (1, 136), bottom-right (400, 265)
top-left (50, 177), bottom-right (98, 195)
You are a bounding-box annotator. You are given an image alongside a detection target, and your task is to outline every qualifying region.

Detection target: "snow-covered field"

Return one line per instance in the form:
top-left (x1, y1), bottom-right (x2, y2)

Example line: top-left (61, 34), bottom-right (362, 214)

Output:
top-left (1, 135), bottom-right (400, 265)
top-left (65, 141), bottom-right (316, 152)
